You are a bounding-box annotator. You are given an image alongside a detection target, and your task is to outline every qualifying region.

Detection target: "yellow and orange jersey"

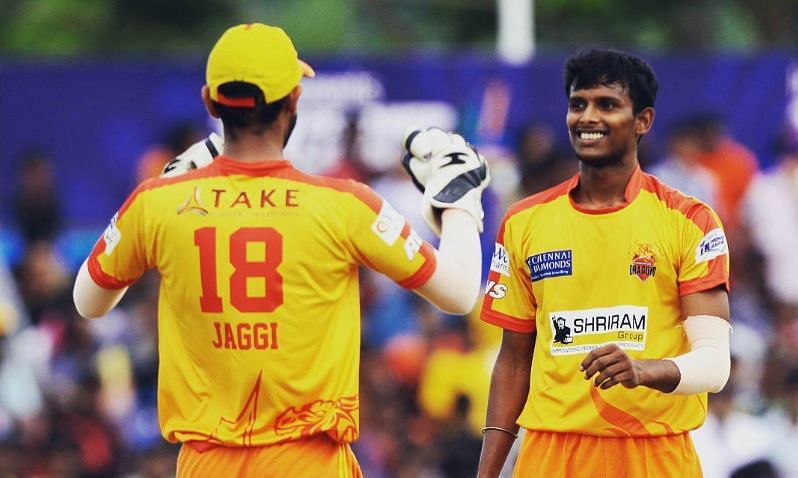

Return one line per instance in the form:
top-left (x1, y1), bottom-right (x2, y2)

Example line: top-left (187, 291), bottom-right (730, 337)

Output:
top-left (88, 156), bottom-right (436, 447)
top-left (481, 166), bottom-right (729, 437)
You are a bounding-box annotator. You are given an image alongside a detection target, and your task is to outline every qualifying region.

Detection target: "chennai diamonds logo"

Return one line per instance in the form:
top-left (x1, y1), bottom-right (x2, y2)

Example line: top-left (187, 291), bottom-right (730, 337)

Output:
top-left (527, 250), bottom-right (572, 282)
top-left (629, 243), bottom-right (657, 281)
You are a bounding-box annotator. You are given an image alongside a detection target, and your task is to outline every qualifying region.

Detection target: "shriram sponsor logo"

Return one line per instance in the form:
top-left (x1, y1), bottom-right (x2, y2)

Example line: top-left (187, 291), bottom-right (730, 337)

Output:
top-left (549, 305), bottom-right (648, 356)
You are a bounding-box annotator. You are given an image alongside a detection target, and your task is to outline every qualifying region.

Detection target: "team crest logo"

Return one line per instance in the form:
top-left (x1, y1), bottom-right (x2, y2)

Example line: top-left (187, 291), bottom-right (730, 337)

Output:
top-left (629, 244), bottom-right (657, 281)
top-left (177, 186), bottom-right (208, 215)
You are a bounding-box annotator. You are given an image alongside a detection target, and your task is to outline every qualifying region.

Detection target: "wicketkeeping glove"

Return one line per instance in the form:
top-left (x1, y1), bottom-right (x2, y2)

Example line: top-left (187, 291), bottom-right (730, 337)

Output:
top-left (401, 128), bottom-right (490, 235)
top-left (161, 132), bottom-right (223, 177)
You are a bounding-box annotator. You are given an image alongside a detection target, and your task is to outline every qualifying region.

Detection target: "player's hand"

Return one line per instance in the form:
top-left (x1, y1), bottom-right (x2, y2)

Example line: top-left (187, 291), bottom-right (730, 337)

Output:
top-left (400, 127), bottom-right (490, 235)
top-left (580, 344), bottom-right (642, 390)
top-left (161, 132), bottom-right (223, 177)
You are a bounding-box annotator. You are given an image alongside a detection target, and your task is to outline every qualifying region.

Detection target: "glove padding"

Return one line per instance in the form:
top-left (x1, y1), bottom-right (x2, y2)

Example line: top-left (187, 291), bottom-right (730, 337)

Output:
top-left (161, 132), bottom-right (224, 177)
top-left (401, 128), bottom-right (490, 235)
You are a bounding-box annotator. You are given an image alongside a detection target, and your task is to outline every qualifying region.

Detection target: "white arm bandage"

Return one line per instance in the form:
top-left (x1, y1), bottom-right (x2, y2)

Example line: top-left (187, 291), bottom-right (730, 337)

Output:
top-left (666, 315), bottom-right (732, 395)
top-left (415, 209), bottom-right (481, 315)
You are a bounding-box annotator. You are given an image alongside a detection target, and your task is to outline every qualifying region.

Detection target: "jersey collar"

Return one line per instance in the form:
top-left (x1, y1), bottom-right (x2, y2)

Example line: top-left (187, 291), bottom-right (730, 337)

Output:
top-left (568, 164), bottom-right (644, 215)
top-left (213, 155), bottom-right (293, 175)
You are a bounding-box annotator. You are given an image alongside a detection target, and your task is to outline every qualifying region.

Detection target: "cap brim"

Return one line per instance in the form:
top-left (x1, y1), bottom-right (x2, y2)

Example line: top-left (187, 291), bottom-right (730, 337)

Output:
top-left (299, 59), bottom-right (315, 78)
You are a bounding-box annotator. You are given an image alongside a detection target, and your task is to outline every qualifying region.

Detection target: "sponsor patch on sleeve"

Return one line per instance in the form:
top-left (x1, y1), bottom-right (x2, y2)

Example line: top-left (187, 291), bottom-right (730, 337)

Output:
top-left (490, 243), bottom-right (510, 276)
top-left (404, 229), bottom-right (423, 260)
top-left (103, 213), bottom-right (122, 256)
top-left (695, 228), bottom-right (728, 263)
top-left (371, 201), bottom-right (405, 246)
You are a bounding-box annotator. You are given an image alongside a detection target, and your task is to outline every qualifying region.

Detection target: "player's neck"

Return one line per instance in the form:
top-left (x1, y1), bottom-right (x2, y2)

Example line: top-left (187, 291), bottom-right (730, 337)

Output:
top-left (223, 133), bottom-right (286, 163)
top-left (572, 158), bottom-right (638, 210)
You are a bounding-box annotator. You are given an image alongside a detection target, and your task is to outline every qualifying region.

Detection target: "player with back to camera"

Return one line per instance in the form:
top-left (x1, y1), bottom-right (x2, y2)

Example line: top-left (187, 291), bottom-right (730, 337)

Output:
top-left (477, 49), bottom-right (732, 478)
top-left (73, 22), bottom-right (489, 477)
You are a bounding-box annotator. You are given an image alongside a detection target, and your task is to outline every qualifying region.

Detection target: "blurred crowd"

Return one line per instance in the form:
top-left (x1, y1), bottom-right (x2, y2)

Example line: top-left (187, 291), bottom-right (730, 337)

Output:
top-left (0, 111), bottom-right (796, 478)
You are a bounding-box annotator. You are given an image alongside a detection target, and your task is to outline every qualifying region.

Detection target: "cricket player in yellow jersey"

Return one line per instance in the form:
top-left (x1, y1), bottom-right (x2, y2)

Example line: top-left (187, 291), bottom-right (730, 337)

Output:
top-left (72, 23), bottom-right (490, 477)
top-left (477, 49), bottom-right (732, 478)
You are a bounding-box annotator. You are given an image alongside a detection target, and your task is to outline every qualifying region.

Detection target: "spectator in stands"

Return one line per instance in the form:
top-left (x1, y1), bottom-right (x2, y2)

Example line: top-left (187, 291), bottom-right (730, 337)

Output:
top-left (324, 109), bottom-right (379, 183)
top-left (742, 126), bottom-right (798, 326)
top-left (649, 119), bottom-right (720, 208)
top-left (765, 368), bottom-right (798, 477)
top-left (692, 113), bottom-right (758, 235)
top-left (514, 122), bottom-right (576, 198)
top-left (691, 363), bottom-right (778, 478)
top-left (13, 149), bottom-right (62, 244)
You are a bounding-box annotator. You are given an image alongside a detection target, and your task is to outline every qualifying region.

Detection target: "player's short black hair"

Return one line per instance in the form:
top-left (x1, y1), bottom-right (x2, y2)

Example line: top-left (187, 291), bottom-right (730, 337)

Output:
top-left (213, 82), bottom-right (289, 139)
top-left (564, 48), bottom-right (658, 115)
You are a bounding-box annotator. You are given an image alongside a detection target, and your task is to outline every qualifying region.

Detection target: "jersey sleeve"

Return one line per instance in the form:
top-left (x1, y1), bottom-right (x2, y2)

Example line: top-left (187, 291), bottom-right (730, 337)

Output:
top-left (677, 203), bottom-right (730, 296)
top-left (86, 182), bottom-right (154, 289)
top-left (480, 213), bottom-right (537, 333)
top-left (344, 182), bottom-right (436, 290)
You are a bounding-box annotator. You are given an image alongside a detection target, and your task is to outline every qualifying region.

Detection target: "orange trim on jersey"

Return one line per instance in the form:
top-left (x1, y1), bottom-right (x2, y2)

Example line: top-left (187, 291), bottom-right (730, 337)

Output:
top-left (680, 276), bottom-right (728, 296)
top-left (398, 242), bottom-right (436, 289)
top-left (265, 165), bottom-right (384, 214)
top-left (85, 177), bottom-right (159, 289)
top-left (264, 168), bottom-right (433, 286)
top-left (87, 251), bottom-right (137, 289)
top-left (481, 219), bottom-right (537, 331)
top-left (481, 268), bottom-right (505, 323)
top-left (395, 222), bottom-right (437, 289)
top-left (345, 182), bottom-right (382, 213)
top-left (504, 166), bottom-right (646, 217)
top-left (589, 386), bottom-right (650, 437)
top-left (507, 176), bottom-right (575, 218)
top-left (640, 173), bottom-right (708, 223)
top-left (569, 166), bottom-right (645, 214)
top-left (481, 309), bottom-right (536, 333)
top-left (640, 173), bottom-right (731, 293)
top-left (87, 165), bottom-right (237, 288)
top-left (213, 155), bottom-right (292, 175)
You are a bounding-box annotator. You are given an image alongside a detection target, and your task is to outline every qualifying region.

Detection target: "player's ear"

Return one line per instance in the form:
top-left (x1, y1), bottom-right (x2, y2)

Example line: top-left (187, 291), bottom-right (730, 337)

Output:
top-left (635, 107), bottom-right (655, 136)
top-left (285, 84), bottom-right (302, 115)
top-left (201, 86), bottom-right (220, 119)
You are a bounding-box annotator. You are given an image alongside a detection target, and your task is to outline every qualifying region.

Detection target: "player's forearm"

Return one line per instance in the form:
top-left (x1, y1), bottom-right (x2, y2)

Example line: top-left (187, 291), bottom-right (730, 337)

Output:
top-left (437, 208), bottom-right (481, 300)
top-left (416, 209), bottom-right (481, 314)
top-left (477, 343), bottom-right (532, 477)
top-left (635, 359), bottom-right (681, 393)
top-left (73, 260), bottom-right (128, 318)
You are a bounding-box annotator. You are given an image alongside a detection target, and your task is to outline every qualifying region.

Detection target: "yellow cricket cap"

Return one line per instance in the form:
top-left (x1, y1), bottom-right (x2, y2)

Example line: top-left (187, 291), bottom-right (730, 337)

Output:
top-left (206, 23), bottom-right (315, 107)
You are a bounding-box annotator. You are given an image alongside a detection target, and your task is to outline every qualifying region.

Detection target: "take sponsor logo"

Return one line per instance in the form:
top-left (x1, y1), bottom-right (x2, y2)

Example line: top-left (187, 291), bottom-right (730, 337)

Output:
top-left (177, 186), bottom-right (209, 215)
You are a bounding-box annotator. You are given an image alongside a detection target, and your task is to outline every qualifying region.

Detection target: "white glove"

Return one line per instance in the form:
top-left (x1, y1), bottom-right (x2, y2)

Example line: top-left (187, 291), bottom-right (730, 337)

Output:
top-left (401, 128), bottom-right (490, 235)
top-left (161, 132), bottom-right (223, 177)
